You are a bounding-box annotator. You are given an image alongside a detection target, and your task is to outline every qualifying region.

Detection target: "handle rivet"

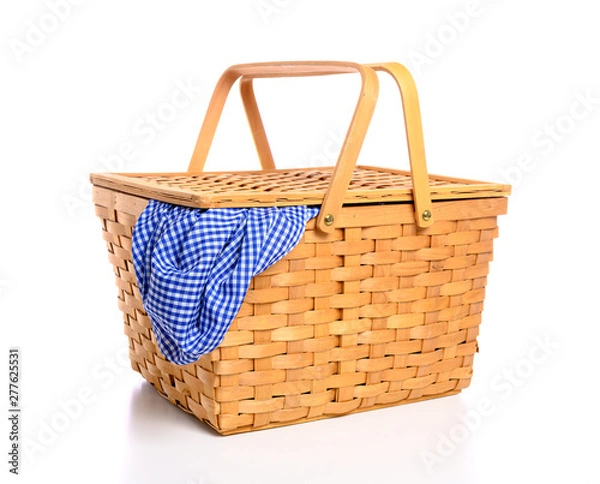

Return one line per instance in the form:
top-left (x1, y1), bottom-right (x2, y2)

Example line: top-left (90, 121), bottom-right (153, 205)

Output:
top-left (324, 214), bottom-right (335, 226)
top-left (422, 210), bottom-right (432, 221)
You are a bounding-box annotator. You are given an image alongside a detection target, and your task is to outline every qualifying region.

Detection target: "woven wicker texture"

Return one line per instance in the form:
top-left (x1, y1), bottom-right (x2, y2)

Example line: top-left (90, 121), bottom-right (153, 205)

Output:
top-left (93, 185), bottom-right (507, 434)
top-left (90, 166), bottom-right (510, 209)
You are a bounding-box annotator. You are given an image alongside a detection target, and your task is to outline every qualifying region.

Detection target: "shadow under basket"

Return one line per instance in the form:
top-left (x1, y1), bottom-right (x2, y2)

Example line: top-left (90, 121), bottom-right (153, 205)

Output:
top-left (90, 60), bottom-right (510, 435)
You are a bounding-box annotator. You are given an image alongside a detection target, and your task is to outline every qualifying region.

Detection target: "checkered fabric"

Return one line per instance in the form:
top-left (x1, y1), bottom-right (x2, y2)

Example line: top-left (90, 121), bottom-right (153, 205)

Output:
top-left (132, 200), bottom-right (319, 365)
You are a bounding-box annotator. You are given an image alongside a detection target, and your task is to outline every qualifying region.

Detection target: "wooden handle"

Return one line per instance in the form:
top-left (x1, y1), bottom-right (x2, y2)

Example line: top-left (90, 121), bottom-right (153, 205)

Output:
top-left (363, 62), bottom-right (433, 228)
top-left (238, 62), bottom-right (434, 229)
top-left (187, 61), bottom-right (379, 176)
top-left (240, 77), bottom-right (276, 170)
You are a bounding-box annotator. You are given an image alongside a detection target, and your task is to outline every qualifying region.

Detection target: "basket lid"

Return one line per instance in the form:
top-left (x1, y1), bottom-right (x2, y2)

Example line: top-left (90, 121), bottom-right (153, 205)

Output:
top-left (90, 165), bottom-right (511, 209)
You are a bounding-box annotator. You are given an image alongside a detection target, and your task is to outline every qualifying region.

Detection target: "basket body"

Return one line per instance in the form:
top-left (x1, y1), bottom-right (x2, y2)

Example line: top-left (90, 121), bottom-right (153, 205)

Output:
top-left (93, 184), bottom-right (507, 435)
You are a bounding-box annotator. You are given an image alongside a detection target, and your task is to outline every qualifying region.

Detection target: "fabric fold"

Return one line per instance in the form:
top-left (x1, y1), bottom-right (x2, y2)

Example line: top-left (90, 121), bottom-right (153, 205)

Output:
top-left (131, 200), bottom-right (319, 365)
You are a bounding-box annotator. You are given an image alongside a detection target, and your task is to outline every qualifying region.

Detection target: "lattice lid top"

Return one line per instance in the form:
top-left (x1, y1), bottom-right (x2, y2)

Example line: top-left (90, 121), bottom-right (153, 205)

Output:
top-left (90, 165), bottom-right (510, 209)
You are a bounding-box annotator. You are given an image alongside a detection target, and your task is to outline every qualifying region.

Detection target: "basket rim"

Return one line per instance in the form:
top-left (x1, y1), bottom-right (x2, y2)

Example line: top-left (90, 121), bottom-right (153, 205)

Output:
top-left (89, 165), bottom-right (511, 209)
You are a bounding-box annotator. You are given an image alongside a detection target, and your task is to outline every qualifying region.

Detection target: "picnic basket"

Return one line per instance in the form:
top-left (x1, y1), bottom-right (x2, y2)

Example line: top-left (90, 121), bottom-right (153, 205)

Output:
top-left (91, 61), bottom-right (510, 435)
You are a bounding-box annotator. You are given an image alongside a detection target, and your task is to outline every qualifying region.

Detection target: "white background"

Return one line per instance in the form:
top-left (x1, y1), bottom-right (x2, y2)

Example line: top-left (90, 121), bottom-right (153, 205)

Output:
top-left (2, 1), bottom-right (599, 483)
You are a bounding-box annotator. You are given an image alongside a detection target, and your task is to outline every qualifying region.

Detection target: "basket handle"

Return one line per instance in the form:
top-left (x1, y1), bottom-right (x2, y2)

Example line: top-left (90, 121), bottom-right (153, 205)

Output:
top-left (187, 61), bottom-right (380, 233)
top-left (238, 62), bottom-right (434, 230)
top-left (188, 61), bottom-right (378, 171)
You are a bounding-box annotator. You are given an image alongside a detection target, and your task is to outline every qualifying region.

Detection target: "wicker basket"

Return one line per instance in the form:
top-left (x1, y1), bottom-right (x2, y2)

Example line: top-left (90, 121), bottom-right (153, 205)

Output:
top-left (91, 61), bottom-right (510, 435)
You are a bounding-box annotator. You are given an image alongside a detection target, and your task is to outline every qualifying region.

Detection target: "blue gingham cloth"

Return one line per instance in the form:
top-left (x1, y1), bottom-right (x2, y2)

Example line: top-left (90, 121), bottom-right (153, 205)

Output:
top-left (132, 200), bottom-right (319, 365)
